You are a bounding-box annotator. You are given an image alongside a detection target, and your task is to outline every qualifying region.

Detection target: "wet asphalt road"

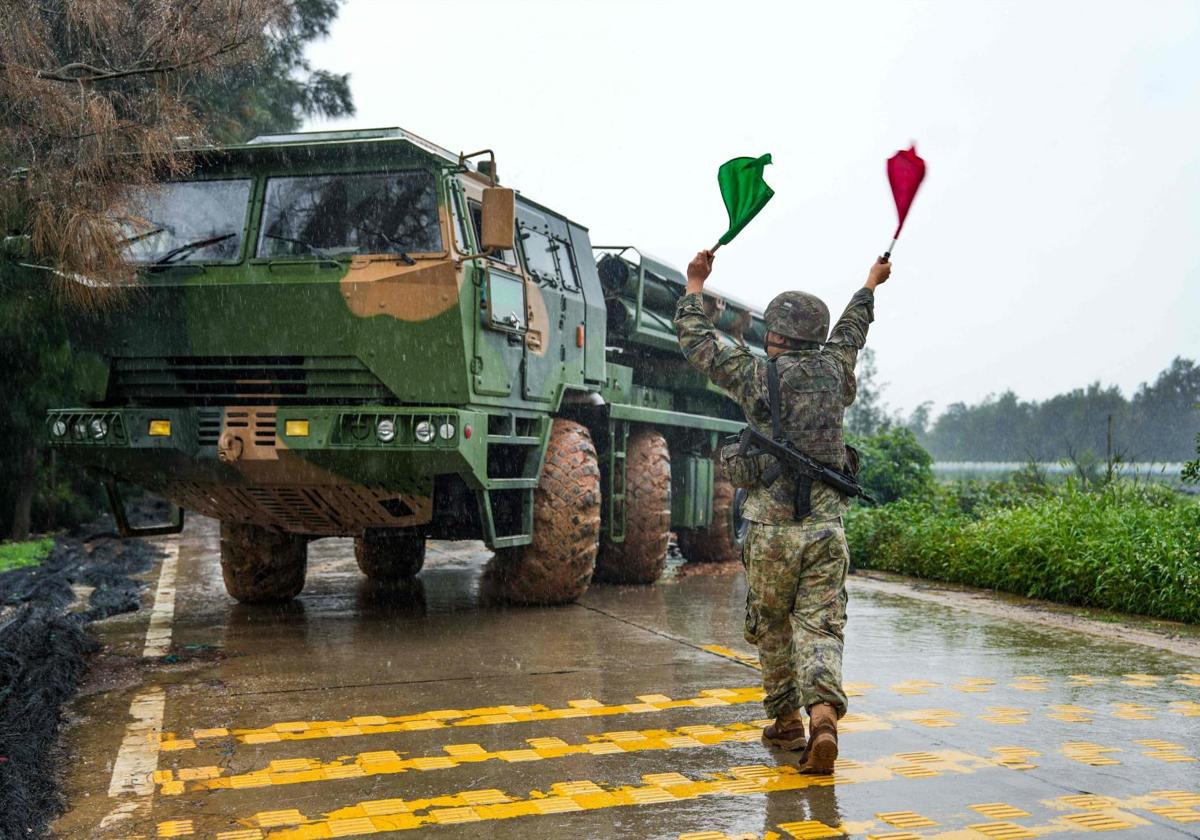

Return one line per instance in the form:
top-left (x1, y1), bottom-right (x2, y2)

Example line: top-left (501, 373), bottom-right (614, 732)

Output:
top-left (55, 516), bottom-right (1200, 840)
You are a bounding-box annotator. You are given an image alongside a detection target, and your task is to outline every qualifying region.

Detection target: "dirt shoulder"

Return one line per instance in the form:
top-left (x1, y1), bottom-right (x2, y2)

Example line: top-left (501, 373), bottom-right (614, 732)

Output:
top-left (850, 569), bottom-right (1200, 659)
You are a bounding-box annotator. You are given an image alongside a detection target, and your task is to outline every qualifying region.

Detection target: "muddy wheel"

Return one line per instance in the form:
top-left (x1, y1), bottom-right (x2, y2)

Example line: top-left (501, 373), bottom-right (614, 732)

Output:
top-left (595, 428), bottom-right (671, 584)
top-left (488, 419), bottom-right (601, 605)
top-left (219, 521), bottom-right (307, 603)
top-left (355, 529), bottom-right (426, 581)
top-left (677, 470), bottom-right (746, 564)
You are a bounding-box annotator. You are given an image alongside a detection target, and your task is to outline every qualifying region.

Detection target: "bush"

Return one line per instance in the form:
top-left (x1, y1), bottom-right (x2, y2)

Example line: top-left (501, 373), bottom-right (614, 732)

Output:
top-left (847, 482), bottom-right (1200, 623)
top-left (850, 427), bottom-right (935, 504)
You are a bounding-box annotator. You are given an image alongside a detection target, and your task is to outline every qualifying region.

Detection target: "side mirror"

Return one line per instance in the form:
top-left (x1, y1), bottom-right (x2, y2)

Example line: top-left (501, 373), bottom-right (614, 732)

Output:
top-left (480, 188), bottom-right (515, 252)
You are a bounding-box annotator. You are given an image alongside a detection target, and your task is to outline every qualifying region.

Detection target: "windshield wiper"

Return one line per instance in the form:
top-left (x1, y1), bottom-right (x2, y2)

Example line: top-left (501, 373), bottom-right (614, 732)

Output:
top-left (264, 233), bottom-right (335, 260)
top-left (151, 232), bottom-right (236, 266)
top-left (120, 226), bottom-right (166, 246)
top-left (357, 225), bottom-right (416, 265)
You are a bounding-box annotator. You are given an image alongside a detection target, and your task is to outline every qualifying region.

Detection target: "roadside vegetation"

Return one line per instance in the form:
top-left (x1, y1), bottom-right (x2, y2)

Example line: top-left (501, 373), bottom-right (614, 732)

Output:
top-left (0, 537), bottom-right (54, 572)
top-left (848, 429), bottom-right (1200, 624)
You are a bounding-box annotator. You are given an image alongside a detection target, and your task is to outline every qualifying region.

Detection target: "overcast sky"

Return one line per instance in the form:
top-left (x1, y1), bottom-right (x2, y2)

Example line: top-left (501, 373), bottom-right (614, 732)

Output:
top-left (303, 0), bottom-right (1199, 415)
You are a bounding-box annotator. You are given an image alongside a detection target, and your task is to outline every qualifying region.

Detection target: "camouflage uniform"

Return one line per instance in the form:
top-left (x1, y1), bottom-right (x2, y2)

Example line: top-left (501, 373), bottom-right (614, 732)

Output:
top-left (674, 287), bottom-right (875, 719)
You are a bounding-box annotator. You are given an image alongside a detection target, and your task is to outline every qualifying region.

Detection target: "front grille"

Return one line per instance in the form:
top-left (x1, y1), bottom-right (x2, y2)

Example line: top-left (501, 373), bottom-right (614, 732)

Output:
top-left (225, 408), bottom-right (276, 448)
top-left (197, 408), bottom-right (222, 446)
top-left (109, 356), bottom-right (392, 406)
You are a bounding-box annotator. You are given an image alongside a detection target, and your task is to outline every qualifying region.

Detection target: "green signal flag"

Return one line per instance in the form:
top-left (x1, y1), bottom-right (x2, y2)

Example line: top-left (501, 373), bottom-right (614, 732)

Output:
top-left (713, 153), bottom-right (775, 251)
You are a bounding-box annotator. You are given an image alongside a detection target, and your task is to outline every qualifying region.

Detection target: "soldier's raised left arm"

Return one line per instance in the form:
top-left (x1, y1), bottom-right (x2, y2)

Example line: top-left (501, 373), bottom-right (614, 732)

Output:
top-left (673, 250), bottom-right (763, 405)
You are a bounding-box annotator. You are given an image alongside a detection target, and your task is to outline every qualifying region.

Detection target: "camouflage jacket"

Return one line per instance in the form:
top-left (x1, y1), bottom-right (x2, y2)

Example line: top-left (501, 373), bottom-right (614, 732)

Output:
top-left (674, 287), bottom-right (875, 524)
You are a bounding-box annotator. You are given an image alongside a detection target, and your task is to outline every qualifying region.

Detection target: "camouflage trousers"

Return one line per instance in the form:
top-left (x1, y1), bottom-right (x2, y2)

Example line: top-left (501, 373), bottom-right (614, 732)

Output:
top-left (742, 519), bottom-right (850, 719)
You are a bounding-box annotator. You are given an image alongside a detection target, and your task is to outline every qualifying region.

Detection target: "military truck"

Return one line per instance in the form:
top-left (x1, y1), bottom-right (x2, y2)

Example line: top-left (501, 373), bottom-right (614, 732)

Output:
top-left (43, 127), bottom-right (769, 604)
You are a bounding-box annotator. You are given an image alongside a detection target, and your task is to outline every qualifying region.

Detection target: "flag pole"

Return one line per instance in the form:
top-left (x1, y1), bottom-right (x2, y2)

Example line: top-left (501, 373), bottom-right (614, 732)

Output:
top-left (710, 242), bottom-right (722, 254)
top-left (882, 237), bottom-right (897, 261)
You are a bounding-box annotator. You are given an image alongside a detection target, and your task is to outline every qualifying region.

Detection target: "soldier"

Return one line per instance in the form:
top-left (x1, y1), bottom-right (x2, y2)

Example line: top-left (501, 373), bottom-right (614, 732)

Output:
top-left (673, 249), bottom-right (891, 774)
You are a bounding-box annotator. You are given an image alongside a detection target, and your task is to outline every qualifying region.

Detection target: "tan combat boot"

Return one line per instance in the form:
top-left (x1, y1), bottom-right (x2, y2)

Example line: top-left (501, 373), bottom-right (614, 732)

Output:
top-left (762, 708), bottom-right (807, 751)
top-left (800, 703), bottom-right (838, 774)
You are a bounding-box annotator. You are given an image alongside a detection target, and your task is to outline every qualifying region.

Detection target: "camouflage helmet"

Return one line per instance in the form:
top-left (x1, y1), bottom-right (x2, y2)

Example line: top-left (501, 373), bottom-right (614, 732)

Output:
top-left (764, 291), bottom-right (830, 343)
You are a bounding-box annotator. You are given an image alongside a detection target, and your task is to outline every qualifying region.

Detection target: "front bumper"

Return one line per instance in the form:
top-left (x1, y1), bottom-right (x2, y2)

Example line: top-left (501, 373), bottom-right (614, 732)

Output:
top-left (46, 405), bottom-right (491, 534)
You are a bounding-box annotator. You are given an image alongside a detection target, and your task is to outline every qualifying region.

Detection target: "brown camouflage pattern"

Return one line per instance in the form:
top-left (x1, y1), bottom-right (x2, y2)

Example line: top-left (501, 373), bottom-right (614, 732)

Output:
top-left (674, 287), bottom-right (874, 525)
top-left (743, 520), bottom-right (851, 718)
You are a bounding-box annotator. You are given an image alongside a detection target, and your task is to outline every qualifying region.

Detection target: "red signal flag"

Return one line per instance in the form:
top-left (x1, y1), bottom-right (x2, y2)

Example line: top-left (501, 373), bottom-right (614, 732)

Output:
top-left (884, 144), bottom-right (926, 258)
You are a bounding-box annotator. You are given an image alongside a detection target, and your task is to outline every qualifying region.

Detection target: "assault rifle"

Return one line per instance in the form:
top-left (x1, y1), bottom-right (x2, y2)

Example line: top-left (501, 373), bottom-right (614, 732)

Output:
top-left (737, 425), bottom-right (878, 507)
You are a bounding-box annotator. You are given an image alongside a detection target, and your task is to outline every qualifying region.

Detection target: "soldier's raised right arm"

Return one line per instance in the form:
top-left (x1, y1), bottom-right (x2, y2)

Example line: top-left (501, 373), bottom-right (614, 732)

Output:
top-left (825, 258), bottom-right (891, 369)
top-left (672, 250), bottom-right (763, 408)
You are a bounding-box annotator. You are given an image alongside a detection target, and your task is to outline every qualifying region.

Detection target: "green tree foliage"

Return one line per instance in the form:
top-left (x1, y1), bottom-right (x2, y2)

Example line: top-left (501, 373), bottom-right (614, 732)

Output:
top-left (1183, 414), bottom-right (1199, 484)
top-left (920, 357), bottom-right (1199, 462)
top-left (192, 0), bottom-right (354, 143)
top-left (849, 427), bottom-right (934, 504)
top-left (0, 273), bottom-right (107, 537)
top-left (845, 347), bottom-right (893, 436)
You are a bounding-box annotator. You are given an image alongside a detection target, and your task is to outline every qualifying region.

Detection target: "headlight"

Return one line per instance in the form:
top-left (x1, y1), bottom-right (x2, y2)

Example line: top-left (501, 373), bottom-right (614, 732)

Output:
top-left (89, 418), bottom-right (108, 440)
top-left (51, 419), bottom-right (68, 438)
top-left (376, 419), bottom-right (396, 443)
top-left (438, 422), bottom-right (455, 440)
top-left (415, 421), bottom-right (435, 443)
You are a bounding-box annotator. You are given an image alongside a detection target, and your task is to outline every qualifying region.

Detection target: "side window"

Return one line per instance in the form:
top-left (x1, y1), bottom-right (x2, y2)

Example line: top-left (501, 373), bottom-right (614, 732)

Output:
top-left (555, 236), bottom-right (579, 291)
top-left (450, 185), bottom-right (471, 254)
top-left (520, 224), bottom-right (559, 285)
top-left (468, 201), bottom-right (517, 264)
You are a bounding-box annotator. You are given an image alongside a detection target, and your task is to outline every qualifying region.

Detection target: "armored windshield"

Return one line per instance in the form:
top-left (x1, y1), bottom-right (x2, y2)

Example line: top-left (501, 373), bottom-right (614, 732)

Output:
top-left (257, 171), bottom-right (443, 259)
top-left (120, 179), bottom-right (252, 263)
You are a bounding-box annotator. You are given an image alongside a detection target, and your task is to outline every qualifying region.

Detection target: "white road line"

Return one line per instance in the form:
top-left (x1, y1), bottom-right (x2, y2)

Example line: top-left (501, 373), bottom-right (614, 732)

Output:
top-left (143, 540), bottom-right (179, 657)
top-left (105, 688), bottom-right (166, 796)
top-left (99, 537), bottom-right (181, 828)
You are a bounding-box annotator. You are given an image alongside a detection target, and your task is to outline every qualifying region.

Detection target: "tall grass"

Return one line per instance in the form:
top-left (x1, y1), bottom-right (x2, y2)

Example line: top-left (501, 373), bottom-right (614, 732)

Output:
top-left (845, 482), bottom-right (1200, 624)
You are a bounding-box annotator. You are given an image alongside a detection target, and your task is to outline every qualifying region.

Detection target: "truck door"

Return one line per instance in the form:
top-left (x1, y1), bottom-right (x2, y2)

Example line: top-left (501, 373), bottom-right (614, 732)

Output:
top-left (466, 198), bottom-right (527, 399)
top-left (519, 216), bottom-right (588, 399)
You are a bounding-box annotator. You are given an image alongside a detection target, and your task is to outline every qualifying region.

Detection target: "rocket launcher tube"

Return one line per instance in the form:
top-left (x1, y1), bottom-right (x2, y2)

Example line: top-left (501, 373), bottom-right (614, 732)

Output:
top-left (598, 252), bottom-right (768, 348)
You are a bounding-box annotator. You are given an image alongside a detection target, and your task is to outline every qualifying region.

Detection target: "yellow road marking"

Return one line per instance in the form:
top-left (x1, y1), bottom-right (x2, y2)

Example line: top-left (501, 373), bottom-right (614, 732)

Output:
top-left (702, 644), bottom-right (761, 668)
top-left (681, 788), bottom-right (1192, 840)
top-left (979, 706), bottom-right (1029, 725)
top-left (775, 820), bottom-right (842, 839)
top-left (989, 746), bottom-right (1040, 770)
top-left (966, 823), bottom-right (1037, 839)
top-left (225, 749), bottom-right (995, 839)
top-left (876, 811), bottom-right (938, 829)
top-left (160, 711), bottom-right (899, 795)
top-left (971, 803), bottom-right (1031, 820)
top-left (159, 685), bottom-right (765, 751)
top-left (888, 708), bottom-right (960, 728)
top-left (1169, 700), bottom-right (1200, 717)
top-left (1061, 743), bottom-right (1122, 767)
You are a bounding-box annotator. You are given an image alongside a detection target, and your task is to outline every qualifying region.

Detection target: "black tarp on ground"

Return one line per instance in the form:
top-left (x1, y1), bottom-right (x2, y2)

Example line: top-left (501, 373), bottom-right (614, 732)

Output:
top-left (0, 527), bottom-right (163, 838)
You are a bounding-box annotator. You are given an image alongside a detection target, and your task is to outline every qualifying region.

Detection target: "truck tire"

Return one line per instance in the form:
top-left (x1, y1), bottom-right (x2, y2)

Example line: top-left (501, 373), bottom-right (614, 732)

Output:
top-left (677, 472), bottom-right (746, 564)
top-left (355, 529), bottom-right (426, 581)
top-left (595, 428), bottom-right (671, 584)
top-left (219, 521), bottom-right (307, 603)
top-left (490, 419), bottom-right (601, 604)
